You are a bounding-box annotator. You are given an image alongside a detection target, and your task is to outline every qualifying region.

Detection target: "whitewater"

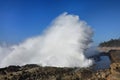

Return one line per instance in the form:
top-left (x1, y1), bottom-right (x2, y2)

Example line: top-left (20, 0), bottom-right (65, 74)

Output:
top-left (0, 13), bottom-right (94, 68)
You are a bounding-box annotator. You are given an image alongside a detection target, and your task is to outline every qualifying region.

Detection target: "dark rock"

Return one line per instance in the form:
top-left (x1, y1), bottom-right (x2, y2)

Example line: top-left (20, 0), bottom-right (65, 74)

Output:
top-left (81, 69), bottom-right (93, 79)
top-left (109, 50), bottom-right (120, 63)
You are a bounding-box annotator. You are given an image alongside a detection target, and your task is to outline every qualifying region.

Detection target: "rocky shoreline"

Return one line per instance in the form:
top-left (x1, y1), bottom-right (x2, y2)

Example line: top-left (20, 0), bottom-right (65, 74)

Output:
top-left (0, 50), bottom-right (120, 80)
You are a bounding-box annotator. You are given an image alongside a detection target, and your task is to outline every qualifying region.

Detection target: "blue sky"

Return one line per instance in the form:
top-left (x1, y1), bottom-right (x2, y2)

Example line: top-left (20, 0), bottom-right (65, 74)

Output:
top-left (0, 0), bottom-right (120, 44)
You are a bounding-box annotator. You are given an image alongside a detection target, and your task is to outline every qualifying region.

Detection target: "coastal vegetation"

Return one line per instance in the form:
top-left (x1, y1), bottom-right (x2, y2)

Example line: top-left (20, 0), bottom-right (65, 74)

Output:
top-left (99, 38), bottom-right (120, 47)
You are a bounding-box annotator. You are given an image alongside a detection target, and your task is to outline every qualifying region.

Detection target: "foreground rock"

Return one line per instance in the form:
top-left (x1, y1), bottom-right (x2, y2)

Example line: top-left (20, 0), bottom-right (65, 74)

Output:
top-left (0, 50), bottom-right (120, 80)
top-left (0, 64), bottom-right (92, 80)
top-left (0, 64), bottom-right (111, 80)
top-left (0, 63), bottom-right (119, 80)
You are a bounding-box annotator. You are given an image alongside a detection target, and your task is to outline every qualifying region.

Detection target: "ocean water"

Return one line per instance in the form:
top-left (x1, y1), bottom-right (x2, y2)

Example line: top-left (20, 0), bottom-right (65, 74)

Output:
top-left (94, 56), bottom-right (111, 70)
